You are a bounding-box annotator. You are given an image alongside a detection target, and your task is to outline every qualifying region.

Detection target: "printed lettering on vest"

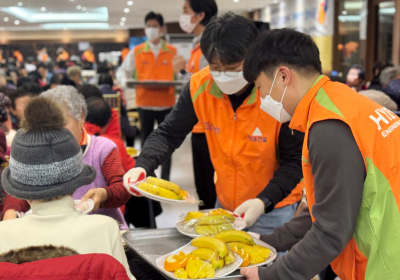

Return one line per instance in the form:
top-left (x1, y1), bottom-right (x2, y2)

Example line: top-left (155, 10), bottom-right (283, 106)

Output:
top-left (204, 122), bottom-right (221, 134)
top-left (369, 107), bottom-right (399, 136)
top-left (248, 127), bottom-right (267, 143)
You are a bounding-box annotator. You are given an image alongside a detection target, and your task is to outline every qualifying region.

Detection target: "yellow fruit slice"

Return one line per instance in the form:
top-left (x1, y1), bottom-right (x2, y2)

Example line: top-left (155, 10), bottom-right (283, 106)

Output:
top-left (164, 255), bottom-right (181, 272)
top-left (223, 250), bottom-right (235, 266)
top-left (146, 176), bottom-right (181, 195)
top-left (214, 230), bottom-right (256, 245)
top-left (196, 214), bottom-right (235, 225)
top-left (227, 242), bottom-right (251, 250)
top-left (191, 236), bottom-right (228, 258)
top-left (190, 248), bottom-right (224, 270)
top-left (194, 223), bottom-right (235, 236)
top-left (180, 190), bottom-right (188, 200)
top-left (185, 211), bottom-right (206, 221)
top-left (174, 268), bottom-right (188, 279)
top-left (186, 258), bottom-right (203, 279)
top-left (138, 182), bottom-right (182, 200)
top-left (208, 209), bottom-right (231, 216)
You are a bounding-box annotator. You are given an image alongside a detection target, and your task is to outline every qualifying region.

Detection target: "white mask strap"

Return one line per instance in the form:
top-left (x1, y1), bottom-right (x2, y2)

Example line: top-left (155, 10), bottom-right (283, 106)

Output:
top-left (268, 70), bottom-right (279, 97)
top-left (280, 86), bottom-right (288, 103)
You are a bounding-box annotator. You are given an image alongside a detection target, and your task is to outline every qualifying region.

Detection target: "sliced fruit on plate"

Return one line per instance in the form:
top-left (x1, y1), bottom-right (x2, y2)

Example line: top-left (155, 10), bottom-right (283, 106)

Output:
top-left (164, 255), bottom-right (182, 272)
top-left (190, 248), bottom-right (224, 270)
top-left (196, 214), bottom-right (235, 225)
top-left (194, 223), bottom-right (234, 236)
top-left (174, 268), bottom-right (188, 279)
top-left (146, 176), bottom-right (181, 195)
top-left (186, 258), bottom-right (215, 279)
top-left (227, 242), bottom-right (251, 250)
top-left (208, 208), bottom-right (231, 216)
top-left (185, 211), bottom-right (206, 222)
top-left (223, 251), bottom-right (235, 266)
top-left (173, 251), bottom-right (187, 262)
top-left (138, 182), bottom-right (182, 200)
top-left (191, 236), bottom-right (228, 258)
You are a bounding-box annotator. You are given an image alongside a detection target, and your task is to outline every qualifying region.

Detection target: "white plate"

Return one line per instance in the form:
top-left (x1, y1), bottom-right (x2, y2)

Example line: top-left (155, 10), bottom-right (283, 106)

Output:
top-left (129, 184), bottom-right (198, 205)
top-left (156, 242), bottom-right (243, 280)
top-left (176, 209), bottom-right (247, 238)
top-left (239, 238), bottom-right (278, 268)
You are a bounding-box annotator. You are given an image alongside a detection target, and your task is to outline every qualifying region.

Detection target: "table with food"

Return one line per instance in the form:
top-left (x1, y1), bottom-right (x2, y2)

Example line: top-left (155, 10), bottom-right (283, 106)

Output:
top-left (123, 177), bottom-right (278, 280)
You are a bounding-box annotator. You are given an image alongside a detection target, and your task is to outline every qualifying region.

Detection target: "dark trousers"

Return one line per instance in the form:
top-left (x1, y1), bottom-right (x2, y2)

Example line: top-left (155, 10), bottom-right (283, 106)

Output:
top-left (138, 108), bottom-right (172, 181)
top-left (191, 132), bottom-right (216, 210)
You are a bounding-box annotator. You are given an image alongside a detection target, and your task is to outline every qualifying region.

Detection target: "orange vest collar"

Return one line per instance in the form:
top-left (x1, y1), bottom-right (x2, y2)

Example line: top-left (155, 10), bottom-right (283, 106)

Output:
top-left (289, 75), bottom-right (329, 133)
top-left (79, 128), bottom-right (88, 146)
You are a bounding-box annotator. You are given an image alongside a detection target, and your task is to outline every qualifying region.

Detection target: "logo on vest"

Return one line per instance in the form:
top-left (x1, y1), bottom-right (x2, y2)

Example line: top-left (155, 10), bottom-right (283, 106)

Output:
top-left (369, 107), bottom-right (400, 137)
top-left (248, 127), bottom-right (267, 142)
top-left (204, 122), bottom-right (221, 135)
top-left (162, 60), bottom-right (168, 65)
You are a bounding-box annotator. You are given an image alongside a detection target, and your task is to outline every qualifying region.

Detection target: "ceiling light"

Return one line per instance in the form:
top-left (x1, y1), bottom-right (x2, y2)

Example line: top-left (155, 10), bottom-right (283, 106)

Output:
top-left (127, 1), bottom-right (134, 5)
top-left (273, 0), bottom-right (278, 3)
top-left (3, 17), bottom-right (9, 22)
top-left (18, 2), bottom-right (23, 6)
top-left (342, 10), bottom-right (348, 15)
top-left (41, 23), bottom-right (109, 30)
top-left (63, 27), bottom-right (68, 30)
top-left (120, 21), bottom-right (125, 26)
top-left (121, 17), bottom-right (126, 21)
top-left (82, 7), bottom-right (87, 11)
top-left (233, 0), bottom-right (239, 2)
top-left (76, 5), bottom-right (82, 9)
top-left (124, 8), bottom-right (130, 13)
top-left (70, 0), bottom-right (75, 1)
top-left (14, 20), bottom-right (20, 25)
top-left (41, 7), bottom-right (46, 12)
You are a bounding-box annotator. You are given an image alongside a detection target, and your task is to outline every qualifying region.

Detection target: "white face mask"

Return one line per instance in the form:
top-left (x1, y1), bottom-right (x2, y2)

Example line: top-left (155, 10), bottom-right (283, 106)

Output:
top-left (210, 71), bottom-right (248, 95)
top-left (260, 70), bottom-right (292, 123)
top-left (145, 27), bottom-right (160, 42)
top-left (179, 14), bottom-right (197, 34)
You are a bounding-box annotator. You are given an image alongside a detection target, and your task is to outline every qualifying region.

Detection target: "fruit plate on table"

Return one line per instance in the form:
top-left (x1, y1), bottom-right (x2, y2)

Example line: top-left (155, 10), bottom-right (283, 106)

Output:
top-left (128, 176), bottom-right (201, 205)
top-left (231, 238), bottom-right (277, 268)
top-left (156, 242), bottom-right (243, 280)
top-left (176, 209), bottom-right (246, 238)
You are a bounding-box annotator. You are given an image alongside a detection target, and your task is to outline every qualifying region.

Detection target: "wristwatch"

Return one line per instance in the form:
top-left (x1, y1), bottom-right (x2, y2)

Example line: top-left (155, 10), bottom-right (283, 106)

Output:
top-left (178, 69), bottom-right (187, 78)
top-left (258, 197), bottom-right (274, 213)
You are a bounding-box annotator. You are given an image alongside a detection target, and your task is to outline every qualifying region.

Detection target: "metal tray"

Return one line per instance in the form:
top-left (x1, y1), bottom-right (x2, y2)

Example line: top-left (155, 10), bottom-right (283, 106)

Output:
top-left (123, 228), bottom-right (245, 280)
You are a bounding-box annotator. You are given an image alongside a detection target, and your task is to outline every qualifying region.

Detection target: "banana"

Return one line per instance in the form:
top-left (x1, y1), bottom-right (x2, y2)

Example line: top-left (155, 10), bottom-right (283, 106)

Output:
top-left (223, 251), bottom-right (235, 266)
top-left (138, 182), bottom-right (182, 200)
top-left (214, 230), bottom-right (256, 246)
top-left (196, 214), bottom-right (235, 226)
top-left (195, 224), bottom-right (234, 236)
top-left (227, 242), bottom-right (251, 250)
top-left (146, 177), bottom-right (181, 195)
top-left (190, 248), bottom-right (224, 270)
top-left (191, 236), bottom-right (228, 258)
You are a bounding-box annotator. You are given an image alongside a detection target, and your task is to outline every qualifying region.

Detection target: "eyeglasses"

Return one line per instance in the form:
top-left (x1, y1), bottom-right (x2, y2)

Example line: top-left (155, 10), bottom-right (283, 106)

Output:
top-left (210, 70), bottom-right (243, 78)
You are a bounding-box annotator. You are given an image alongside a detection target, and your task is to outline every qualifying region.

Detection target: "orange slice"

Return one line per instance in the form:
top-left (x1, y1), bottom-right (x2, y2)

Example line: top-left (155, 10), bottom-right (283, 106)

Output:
top-left (240, 252), bottom-right (251, 267)
top-left (164, 255), bottom-right (182, 272)
top-left (208, 208), bottom-right (231, 216)
top-left (173, 251), bottom-right (187, 262)
top-left (180, 190), bottom-right (188, 200)
top-left (179, 257), bottom-right (190, 268)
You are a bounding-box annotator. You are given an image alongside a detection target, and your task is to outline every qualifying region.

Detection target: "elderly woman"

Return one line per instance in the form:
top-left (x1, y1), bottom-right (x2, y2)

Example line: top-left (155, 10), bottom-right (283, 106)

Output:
top-left (2, 86), bottom-right (130, 228)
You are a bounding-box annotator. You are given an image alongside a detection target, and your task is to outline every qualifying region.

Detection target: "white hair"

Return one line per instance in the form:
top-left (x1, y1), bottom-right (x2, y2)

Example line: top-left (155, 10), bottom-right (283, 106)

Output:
top-left (359, 90), bottom-right (398, 112)
top-left (41, 85), bottom-right (87, 121)
top-left (380, 67), bottom-right (400, 87)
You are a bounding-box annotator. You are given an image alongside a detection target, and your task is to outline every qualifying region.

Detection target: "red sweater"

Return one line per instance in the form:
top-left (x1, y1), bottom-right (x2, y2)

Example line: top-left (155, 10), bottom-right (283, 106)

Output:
top-left (0, 254), bottom-right (130, 280)
top-left (105, 109), bottom-right (122, 138)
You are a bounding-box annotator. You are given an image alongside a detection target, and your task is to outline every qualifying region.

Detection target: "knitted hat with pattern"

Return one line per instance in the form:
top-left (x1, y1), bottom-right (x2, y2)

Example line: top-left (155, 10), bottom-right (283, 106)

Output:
top-left (1, 96), bottom-right (96, 200)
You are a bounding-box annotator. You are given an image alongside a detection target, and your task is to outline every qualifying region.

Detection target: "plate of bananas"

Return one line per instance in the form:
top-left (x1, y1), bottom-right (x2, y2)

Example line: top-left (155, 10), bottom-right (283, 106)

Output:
top-left (176, 209), bottom-right (246, 238)
top-left (130, 177), bottom-right (202, 205)
top-left (156, 236), bottom-right (243, 279)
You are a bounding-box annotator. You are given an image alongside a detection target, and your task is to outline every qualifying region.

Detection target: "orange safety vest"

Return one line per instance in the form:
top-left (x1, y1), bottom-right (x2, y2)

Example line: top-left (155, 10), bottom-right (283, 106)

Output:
top-left (121, 47), bottom-right (130, 62)
top-left (290, 75), bottom-right (400, 280)
top-left (13, 51), bottom-right (23, 63)
top-left (134, 41), bottom-right (176, 107)
top-left (83, 50), bottom-right (95, 63)
top-left (189, 43), bottom-right (206, 133)
top-left (190, 67), bottom-right (303, 211)
top-left (57, 50), bottom-right (69, 62)
top-left (39, 52), bottom-right (49, 62)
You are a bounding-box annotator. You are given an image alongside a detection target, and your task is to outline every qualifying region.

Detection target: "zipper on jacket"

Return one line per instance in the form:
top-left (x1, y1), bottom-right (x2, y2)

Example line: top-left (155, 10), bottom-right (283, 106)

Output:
top-left (231, 112), bottom-right (238, 208)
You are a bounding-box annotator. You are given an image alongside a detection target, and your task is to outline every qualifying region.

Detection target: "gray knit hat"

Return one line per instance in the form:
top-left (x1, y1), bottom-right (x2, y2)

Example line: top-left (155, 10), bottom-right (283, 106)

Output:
top-left (1, 97), bottom-right (96, 200)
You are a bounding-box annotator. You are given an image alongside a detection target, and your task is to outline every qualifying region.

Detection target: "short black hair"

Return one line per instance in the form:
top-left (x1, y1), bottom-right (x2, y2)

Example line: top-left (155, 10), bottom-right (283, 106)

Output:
top-left (16, 77), bottom-right (31, 88)
top-left (57, 61), bottom-right (67, 70)
top-left (349, 64), bottom-right (365, 80)
top-left (0, 86), bottom-right (15, 97)
top-left (86, 97), bottom-right (112, 128)
top-left (19, 82), bottom-right (43, 95)
top-left (49, 74), bottom-right (62, 86)
top-left (9, 89), bottom-right (32, 109)
top-left (96, 64), bottom-right (110, 74)
top-left (99, 73), bottom-right (114, 87)
top-left (37, 63), bottom-right (47, 70)
top-left (201, 12), bottom-right (259, 65)
top-left (78, 84), bottom-right (103, 100)
top-left (243, 29), bottom-right (322, 83)
top-left (145, 12), bottom-right (164, 27)
top-left (187, 0), bottom-right (218, 26)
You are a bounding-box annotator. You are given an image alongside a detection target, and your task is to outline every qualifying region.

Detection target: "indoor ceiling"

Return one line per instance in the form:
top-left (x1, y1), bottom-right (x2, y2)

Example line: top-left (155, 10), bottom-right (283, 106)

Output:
top-left (0, 0), bottom-right (273, 31)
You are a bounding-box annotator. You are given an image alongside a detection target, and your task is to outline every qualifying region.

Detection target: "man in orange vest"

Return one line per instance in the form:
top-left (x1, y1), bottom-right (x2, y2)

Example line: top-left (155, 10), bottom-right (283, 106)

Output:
top-left (82, 46), bottom-right (96, 64)
top-left (124, 14), bottom-right (304, 235)
top-left (172, 0), bottom-right (218, 209)
top-left (120, 44), bottom-right (130, 63)
top-left (37, 47), bottom-right (51, 63)
top-left (117, 12), bottom-right (176, 181)
top-left (241, 29), bottom-right (400, 280)
top-left (56, 47), bottom-right (70, 62)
